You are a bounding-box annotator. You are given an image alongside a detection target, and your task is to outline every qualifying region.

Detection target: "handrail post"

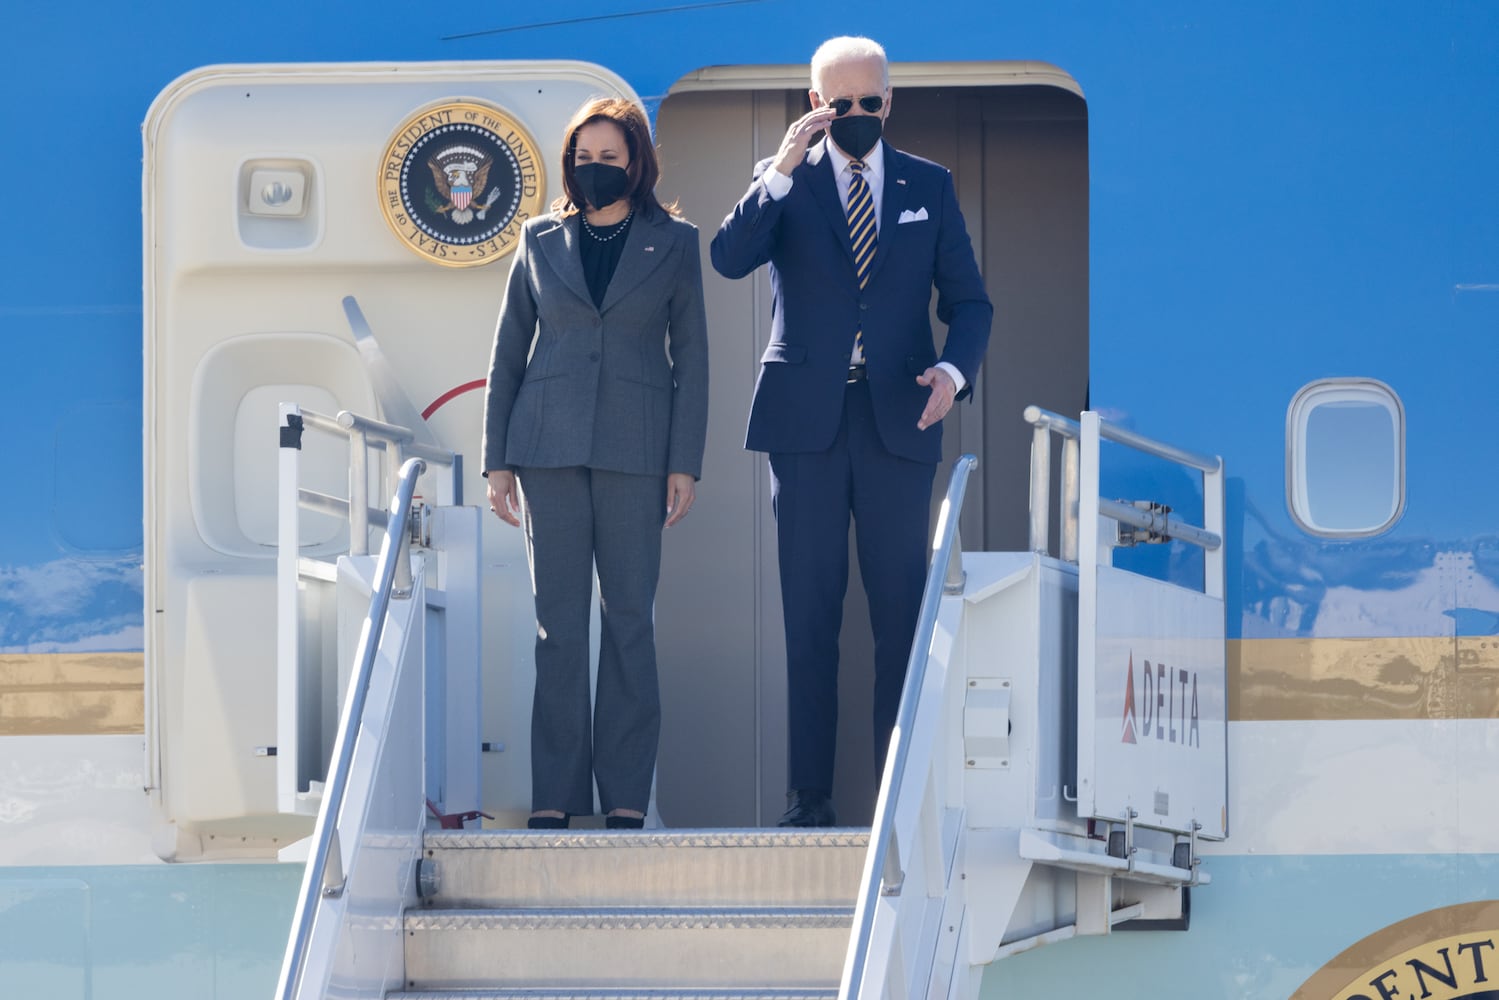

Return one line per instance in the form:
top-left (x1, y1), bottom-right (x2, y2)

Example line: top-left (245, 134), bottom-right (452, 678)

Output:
top-left (1061, 434), bottom-right (1080, 563)
top-left (881, 832), bottom-right (904, 895)
top-left (349, 430), bottom-right (369, 557)
top-left (392, 527), bottom-right (414, 600)
top-left (1029, 423), bottom-right (1051, 554)
top-left (383, 439), bottom-right (402, 515)
top-left (277, 403), bottom-right (304, 816)
top-left (944, 527), bottom-right (966, 595)
top-left (322, 829), bottom-right (344, 896)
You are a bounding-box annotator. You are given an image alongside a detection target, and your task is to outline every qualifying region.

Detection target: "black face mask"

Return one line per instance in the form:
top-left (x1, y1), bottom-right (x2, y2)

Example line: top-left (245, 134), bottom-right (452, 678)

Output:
top-left (828, 114), bottom-right (883, 160)
top-left (574, 162), bottom-right (631, 209)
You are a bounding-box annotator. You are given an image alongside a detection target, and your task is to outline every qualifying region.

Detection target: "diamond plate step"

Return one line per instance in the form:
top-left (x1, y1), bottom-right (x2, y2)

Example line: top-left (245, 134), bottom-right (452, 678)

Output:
top-left (402, 906), bottom-right (854, 990)
top-left (421, 829), bottom-right (869, 908)
top-left (387, 989), bottom-right (838, 1000)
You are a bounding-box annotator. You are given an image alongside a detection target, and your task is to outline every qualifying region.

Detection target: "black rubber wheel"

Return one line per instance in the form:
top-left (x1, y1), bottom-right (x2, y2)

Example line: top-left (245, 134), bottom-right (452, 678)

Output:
top-left (1107, 830), bottom-right (1127, 859)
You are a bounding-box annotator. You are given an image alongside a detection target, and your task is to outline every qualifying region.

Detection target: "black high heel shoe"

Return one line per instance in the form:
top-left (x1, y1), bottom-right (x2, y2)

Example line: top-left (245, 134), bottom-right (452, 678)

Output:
top-left (527, 814), bottom-right (569, 829)
top-left (605, 814), bottom-right (645, 829)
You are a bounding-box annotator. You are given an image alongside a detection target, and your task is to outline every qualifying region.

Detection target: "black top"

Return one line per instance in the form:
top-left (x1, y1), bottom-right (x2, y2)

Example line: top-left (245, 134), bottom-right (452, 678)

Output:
top-left (578, 211), bottom-right (634, 308)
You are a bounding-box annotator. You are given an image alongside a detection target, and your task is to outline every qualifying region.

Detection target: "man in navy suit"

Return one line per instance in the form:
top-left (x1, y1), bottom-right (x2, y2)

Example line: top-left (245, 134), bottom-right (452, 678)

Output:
top-left (711, 36), bottom-right (992, 826)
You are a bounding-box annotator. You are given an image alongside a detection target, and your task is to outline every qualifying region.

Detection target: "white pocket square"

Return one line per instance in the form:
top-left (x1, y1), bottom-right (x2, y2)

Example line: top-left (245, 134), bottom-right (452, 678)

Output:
top-left (897, 207), bottom-right (928, 224)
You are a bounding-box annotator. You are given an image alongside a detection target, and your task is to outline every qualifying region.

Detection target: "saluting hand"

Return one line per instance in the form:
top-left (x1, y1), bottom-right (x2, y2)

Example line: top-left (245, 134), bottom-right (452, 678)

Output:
top-left (772, 105), bottom-right (839, 177)
top-left (916, 368), bottom-right (957, 431)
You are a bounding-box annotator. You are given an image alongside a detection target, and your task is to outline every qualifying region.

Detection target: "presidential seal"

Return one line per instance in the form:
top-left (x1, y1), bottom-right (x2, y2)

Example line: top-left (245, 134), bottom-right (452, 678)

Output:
top-left (1293, 901), bottom-right (1499, 1000)
top-left (379, 101), bottom-right (545, 267)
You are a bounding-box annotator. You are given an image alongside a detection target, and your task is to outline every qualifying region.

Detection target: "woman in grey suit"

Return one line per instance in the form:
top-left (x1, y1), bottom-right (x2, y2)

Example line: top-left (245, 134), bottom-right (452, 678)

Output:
top-left (482, 97), bottom-right (709, 830)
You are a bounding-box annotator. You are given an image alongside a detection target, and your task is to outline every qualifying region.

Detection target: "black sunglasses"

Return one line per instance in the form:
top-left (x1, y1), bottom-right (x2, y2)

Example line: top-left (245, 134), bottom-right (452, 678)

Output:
top-left (829, 95), bottom-right (884, 116)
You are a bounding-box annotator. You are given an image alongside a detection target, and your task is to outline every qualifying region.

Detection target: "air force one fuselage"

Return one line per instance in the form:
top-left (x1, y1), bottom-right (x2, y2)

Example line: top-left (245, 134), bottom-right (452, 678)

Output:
top-left (2, 4), bottom-right (1498, 998)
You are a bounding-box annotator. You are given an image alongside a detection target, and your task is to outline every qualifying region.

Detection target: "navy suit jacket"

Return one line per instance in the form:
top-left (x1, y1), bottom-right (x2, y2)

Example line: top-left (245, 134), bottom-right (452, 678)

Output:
top-left (711, 138), bottom-right (992, 464)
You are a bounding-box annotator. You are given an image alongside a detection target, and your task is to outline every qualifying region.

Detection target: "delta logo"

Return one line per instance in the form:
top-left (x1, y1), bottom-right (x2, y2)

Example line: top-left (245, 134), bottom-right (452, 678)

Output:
top-left (1121, 651), bottom-right (1201, 748)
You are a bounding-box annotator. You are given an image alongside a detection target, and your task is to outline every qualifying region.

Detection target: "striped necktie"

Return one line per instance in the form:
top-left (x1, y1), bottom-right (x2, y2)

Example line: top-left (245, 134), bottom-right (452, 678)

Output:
top-left (846, 159), bottom-right (876, 363)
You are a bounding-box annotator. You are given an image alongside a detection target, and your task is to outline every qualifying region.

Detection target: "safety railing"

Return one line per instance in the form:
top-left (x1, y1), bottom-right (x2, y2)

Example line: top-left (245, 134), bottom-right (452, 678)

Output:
top-left (1024, 405), bottom-right (1223, 561)
top-left (273, 456), bottom-right (426, 1000)
top-left (840, 453), bottom-right (977, 1000)
top-left (276, 404), bottom-right (459, 815)
top-left (1063, 405), bottom-right (1227, 860)
top-left (278, 404), bottom-right (460, 558)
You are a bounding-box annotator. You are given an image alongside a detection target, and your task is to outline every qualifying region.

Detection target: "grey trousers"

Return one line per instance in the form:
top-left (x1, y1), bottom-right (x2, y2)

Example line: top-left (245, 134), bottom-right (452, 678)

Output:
top-left (516, 466), bottom-right (666, 816)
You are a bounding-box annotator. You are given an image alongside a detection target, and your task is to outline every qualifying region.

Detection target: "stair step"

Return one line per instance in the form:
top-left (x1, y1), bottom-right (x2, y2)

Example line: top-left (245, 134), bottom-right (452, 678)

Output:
top-left (402, 906), bottom-right (854, 990)
top-left (422, 829), bottom-right (869, 908)
top-left (388, 990), bottom-right (838, 1000)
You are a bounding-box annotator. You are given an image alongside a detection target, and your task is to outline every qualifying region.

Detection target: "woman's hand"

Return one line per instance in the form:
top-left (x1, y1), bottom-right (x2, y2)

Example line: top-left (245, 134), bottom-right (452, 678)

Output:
top-left (485, 470), bottom-right (521, 527)
top-left (664, 473), bottom-right (696, 527)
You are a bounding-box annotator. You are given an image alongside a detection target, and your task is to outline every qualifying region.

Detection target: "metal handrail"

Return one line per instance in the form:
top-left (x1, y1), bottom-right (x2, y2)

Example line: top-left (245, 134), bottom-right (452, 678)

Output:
top-left (839, 453), bottom-right (977, 1000)
top-left (1024, 405), bottom-right (1220, 473)
top-left (284, 405), bottom-right (458, 556)
top-left (1098, 498), bottom-right (1221, 551)
top-left (1024, 405), bottom-right (1222, 556)
top-left (336, 410), bottom-right (455, 467)
top-left (273, 457), bottom-right (427, 1000)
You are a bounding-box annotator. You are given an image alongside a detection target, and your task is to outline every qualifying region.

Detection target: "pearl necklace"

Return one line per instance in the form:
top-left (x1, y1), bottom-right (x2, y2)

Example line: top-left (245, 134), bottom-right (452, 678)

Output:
top-left (582, 207), bottom-right (634, 243)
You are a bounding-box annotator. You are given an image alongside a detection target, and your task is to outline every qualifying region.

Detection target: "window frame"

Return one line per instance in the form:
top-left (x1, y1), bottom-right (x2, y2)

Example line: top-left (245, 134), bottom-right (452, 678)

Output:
top-left (1285, 377), bottom-right (1406, 538)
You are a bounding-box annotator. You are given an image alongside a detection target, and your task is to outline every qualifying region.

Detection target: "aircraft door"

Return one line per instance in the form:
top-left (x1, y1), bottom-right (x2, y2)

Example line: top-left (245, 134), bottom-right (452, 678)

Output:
top-left (653, 65), bottom-right (1089, 827)
top-left (142, 61), bottom-right (639, 855)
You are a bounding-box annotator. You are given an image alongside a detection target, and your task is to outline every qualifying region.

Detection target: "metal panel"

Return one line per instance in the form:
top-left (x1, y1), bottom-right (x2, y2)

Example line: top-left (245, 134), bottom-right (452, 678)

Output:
top-left (1085, 565), bottom-right (1226, 837)
top-left (428, 505), bottom-right (482, 817)
top-left (1077, 413), bottom-right (1227, 839)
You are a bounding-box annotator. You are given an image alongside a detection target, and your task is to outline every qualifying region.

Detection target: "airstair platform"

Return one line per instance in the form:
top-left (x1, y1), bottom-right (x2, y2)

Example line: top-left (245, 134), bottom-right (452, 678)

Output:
top-left (263, 406), bottom-right (1227, 1000)
top-left (389, 828), bottom-right (869, 998)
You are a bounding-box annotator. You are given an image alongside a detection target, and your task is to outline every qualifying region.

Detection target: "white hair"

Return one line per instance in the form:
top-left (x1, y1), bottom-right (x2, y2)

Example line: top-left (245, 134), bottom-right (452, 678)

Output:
top-left (810, 36), bottom-right (889, 95)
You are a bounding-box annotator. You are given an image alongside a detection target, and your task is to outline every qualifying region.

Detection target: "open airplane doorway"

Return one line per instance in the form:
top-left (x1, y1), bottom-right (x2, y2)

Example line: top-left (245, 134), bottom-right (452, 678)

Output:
top-left (651, 62), bottom-right (1089, 827)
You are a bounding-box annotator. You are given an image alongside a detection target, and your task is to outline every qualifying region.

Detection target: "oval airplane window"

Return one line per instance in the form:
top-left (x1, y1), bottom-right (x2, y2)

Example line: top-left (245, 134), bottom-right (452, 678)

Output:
top-left (1286, 379), bottom-right (1405, 536)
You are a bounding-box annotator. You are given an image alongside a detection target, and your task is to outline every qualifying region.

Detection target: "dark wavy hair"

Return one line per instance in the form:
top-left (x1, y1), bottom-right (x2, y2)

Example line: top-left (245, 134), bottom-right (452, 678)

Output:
top-left (553, 97), bottom-right (677, 220)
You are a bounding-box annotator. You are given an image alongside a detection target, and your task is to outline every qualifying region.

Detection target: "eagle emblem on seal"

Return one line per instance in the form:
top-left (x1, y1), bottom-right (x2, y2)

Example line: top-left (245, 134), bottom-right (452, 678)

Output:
top-left (379, 100), bottom-right (546, 267)
top-left (427, 144), bottom-right (503, 224)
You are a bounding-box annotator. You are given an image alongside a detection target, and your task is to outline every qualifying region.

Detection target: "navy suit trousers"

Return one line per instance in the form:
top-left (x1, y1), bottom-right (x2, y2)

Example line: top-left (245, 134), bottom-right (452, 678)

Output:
top-left (770, 379), bottom-right (936, 794)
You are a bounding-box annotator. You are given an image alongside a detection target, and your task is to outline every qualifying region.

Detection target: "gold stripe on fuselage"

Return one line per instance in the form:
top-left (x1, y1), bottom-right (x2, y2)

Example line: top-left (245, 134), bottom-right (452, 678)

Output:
top-left (2, 636), bottom-right (1496, 735)
top-left (1231, 635), bottom-right (1499, 720)
top-left (0, 653), bottom-right (144, 735)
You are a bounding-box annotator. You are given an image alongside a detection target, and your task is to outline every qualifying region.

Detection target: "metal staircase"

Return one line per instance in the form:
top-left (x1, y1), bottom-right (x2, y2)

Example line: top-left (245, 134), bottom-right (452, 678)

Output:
top-left (390, 828), bottom-right (868, 998)
top-left (271, 405), bottom-right (1230, 1000)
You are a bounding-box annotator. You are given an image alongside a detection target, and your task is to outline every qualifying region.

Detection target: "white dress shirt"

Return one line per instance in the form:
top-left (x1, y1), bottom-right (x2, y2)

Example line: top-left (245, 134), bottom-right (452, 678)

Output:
top-left (762, 137), bottom-right (965, 392)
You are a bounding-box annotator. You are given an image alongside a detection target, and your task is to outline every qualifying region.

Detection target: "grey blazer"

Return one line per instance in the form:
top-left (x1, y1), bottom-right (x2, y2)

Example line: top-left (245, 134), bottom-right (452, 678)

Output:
top-left (482, 209), bottom-right (710, 479)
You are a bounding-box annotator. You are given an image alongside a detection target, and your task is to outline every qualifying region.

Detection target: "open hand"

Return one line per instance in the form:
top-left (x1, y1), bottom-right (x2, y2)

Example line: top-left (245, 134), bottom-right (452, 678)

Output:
top-left (485, 470), bottom-right (521, 527)
top-left (916, 367), bottom-right (957, 430)
top-left (664, 473), bottom-right (696, 527)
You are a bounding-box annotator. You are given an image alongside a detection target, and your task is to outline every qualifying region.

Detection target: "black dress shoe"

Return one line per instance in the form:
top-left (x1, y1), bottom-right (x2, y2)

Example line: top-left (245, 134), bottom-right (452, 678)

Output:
top-left (606, 814), bottom-right (645, 829)
top-left (776, 790), bottom-right (837, 827)
top-left (527, 814), bottom-right (569, 829)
